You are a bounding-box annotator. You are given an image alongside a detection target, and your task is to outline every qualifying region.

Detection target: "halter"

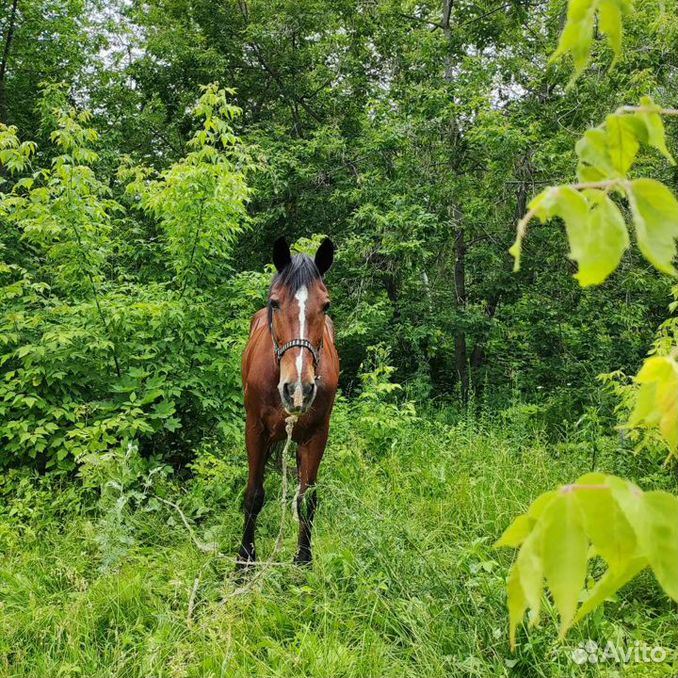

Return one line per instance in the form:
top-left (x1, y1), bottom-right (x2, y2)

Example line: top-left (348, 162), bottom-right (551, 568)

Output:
top-left (268, 303), bottom-right (323, 368)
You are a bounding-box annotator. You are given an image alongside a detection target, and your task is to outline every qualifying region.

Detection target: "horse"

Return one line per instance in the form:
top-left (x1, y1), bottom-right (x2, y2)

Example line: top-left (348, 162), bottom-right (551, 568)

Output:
top-left (238, 237), bottom-right (339, 566)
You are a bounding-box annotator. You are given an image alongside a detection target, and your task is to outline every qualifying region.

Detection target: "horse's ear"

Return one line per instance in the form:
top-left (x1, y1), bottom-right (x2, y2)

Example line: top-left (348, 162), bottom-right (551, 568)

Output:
top-left (272, 237), bottom-right (291, 272)
top-left (315, 238), bottom-right (334, 276)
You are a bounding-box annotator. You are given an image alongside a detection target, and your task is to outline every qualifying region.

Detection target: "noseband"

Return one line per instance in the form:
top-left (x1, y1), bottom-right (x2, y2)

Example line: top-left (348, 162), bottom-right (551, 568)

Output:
top-left (268, 303), bottom-right (323, 368)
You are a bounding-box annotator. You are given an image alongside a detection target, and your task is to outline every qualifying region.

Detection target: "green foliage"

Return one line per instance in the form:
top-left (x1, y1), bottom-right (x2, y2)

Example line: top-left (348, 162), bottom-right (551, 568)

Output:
top-left (497, 472), bottom-right (678, 647)
top-left (0, 0), bottom-right (95, 138)
top-left (628, 178), bottom-right (678, 275)
top-left (627, 354), bottom-right (678, 456)
top-left (510, 100), bottom-right (678, 285)
top-left (551, 0), bottom-right (632, 79)
top-left (350, 344), bottom-right (417, 454)
top-left (1, 0), bottom-right (677, 670)
top-left (79, 441), bottom-right (172, 571)
top-left (0, 86), bottom-right (256, 470)
top-left (121, 84), bottom-right (254, 290)
top-left (504, 0), bottom-right (678, 648)
top-left (75, 0), bottom-right (672, 404)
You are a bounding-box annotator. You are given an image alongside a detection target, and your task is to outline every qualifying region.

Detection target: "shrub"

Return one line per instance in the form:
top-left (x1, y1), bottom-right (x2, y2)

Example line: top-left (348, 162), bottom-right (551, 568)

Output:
top-left (0, 85), bottom-right (257, 471)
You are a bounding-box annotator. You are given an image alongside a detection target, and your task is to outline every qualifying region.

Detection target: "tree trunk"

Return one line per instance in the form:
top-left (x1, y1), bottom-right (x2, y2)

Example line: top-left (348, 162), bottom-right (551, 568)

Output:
top-left (468, 293), bottom-right (500, 404)
top-left (453, 222), bottom-right (469, 404)
top-left (468, 164), bottom-right (532, 391)
top-left (0, 0), bottom-right (19, 124)
top-left (441, 0), bottom-right (453, 30)
top-left (442, 0), bottom-right (454, 81)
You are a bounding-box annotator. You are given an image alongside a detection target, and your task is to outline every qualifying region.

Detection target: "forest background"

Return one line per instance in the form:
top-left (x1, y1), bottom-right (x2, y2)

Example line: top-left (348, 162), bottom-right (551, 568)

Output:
top-left (0, 0), bottom-right (676, 676)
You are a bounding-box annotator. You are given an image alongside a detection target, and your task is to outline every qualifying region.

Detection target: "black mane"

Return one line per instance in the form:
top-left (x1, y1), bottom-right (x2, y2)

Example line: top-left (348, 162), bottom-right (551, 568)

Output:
top-left (270, 253), bottom-right (321, 293)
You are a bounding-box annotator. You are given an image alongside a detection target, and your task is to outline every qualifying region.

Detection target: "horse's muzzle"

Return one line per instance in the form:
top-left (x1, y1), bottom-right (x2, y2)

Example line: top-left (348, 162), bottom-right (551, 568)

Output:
top-left (280, 380), bottom-right (316, 414)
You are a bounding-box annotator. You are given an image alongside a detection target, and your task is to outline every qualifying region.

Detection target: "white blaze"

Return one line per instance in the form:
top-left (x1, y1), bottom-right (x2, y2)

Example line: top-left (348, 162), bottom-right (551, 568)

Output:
top-left (294, 285), bottom-right (308, 394)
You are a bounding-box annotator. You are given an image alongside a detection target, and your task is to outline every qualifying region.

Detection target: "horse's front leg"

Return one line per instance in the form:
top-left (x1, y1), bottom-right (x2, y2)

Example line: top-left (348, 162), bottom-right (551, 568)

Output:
top-left (237, 417), bottom-right (267, 568)
top-left (294, 426), bottom-right (329, 565)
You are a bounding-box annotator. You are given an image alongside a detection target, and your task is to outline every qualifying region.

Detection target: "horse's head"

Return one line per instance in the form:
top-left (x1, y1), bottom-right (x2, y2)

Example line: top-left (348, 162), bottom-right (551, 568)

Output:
top-left (268, 237), bottom-right (334, 414)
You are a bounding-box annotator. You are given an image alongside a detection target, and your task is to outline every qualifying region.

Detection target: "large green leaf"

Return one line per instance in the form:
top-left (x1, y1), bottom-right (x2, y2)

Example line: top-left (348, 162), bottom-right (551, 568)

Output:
top-left (520, 186), bottom-right (629, 285)
top-left (550, 0), bottom-right (596, 78)
top-left (573, 472), bottom-right (637, 570)
top-left (506, 525), bottom-right (545, 649)
top-left (637, 96), bottom-right (675, 164)
top-left (606, 114), bottom-right (639, 176)
top-left (506, 563), bottom-right (528, 650)
top-left (571, 190), bottom-right (629, 286)
top-left (629, 355), bottom-right (678, 454)
top-left (549, 187), bottom-right (590, 252)
top-left (540, 492), bottom-right (588, 637)
top-left (598, 0), bottom-right (623, 62)
top-left (573, 556), bottom-right (647, 623)
top-left (550, 0), bottom-right (633, 81)
top-left (628, 179), bottom-right (678, 276)
top-left (496, 514), bottom-right (534, 548)
top-left (516, 527), bottom-right (545, 620)
top-left (576, 127), bottom-right (618, 181)
top-left (642, 492), bottom-right (678, 600)
top-left (610, 480), bottom-right (678, 600)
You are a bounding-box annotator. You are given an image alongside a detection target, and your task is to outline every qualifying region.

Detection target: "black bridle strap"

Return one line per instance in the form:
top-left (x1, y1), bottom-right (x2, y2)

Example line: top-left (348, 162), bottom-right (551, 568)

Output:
top-left (268, 304), bottom-right (322, 368)
top-left (276, 338), bottom-right (321, 367)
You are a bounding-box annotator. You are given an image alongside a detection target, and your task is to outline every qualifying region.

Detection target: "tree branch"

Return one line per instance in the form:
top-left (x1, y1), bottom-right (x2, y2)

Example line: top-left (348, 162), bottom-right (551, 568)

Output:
top-left (0, 0), bottom-right (19, 123)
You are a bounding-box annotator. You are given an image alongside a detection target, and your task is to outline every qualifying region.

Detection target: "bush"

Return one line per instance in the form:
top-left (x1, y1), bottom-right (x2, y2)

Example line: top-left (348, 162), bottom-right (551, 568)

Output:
top-left (0, 85), bottom-right (258, 471)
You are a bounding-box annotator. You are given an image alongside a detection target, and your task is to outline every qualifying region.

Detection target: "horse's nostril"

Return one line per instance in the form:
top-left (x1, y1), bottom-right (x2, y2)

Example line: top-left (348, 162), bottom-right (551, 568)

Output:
top-left (281, 382), bottom-right (315, 410)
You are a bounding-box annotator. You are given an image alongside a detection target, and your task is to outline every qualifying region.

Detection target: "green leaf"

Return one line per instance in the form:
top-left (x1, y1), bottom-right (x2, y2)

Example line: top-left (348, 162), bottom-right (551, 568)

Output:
top-left (628, 179), bottom-right (678, 276)
top-left (606, 114), bottom-right (639, 175)
top-left (496, 514), bottom-right (534, 547)
top-left (573, 556), bottom-right (647, 623)
top-left (550, 0), bottom-right (633, 82)
top-left (637, 97), bottom-right (675, 164)
top-left (541, 492), bottom-right (588, 637)
top-left (535, 186), bottom-right (628, 285)
top-left (551, 186), bottom-right (589, 230)
top-left (571, 190), bottom-right (629, 286)
top-left (516, 526), bottom-right (545, 623)
top-left (576, 127), bottom-right (618, 181)
top-left (573, 473), bottom-right (637, 570)
top-left (550, 0), bottom-right (596, 79)
top-left (506, 561), bottom-right (528, 650)
top-left (501, 490), bottom-right (556, 647)
top-left (527, 490), bottom-right (559, 519)
top-left (642, 492), bottom-right (678, 600)
top-left (598, 0), bottom-right (623, 63)
top-left (629, 355), bottom-right (678, 454)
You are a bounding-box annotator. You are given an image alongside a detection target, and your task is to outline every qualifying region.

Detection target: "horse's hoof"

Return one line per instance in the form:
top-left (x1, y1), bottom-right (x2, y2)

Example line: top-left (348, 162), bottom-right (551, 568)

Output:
top-left (293, 552), bottom-right (312, 567)
top-left (235, 551), bottom-right (256, 572)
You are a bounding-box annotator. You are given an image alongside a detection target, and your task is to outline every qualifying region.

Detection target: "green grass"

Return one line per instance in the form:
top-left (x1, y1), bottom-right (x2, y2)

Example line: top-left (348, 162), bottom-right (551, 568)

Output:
top-left (1, 405), bottom-right (676, 677)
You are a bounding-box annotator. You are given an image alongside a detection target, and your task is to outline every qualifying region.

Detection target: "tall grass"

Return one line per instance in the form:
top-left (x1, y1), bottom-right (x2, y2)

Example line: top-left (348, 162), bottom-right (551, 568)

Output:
top-left (1, 403), bottom-right (676, 677)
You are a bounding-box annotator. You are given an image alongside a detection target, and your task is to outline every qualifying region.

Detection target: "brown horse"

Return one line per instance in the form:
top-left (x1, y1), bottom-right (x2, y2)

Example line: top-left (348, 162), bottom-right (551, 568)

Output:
top-left (239, 237), bottom-right (339, 566)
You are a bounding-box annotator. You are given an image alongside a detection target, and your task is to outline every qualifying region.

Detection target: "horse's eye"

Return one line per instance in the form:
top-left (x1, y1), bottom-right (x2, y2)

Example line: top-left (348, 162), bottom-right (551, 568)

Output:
top-left (269, 300), bottom-right (280, 310)
top-left (323, 302), bottom-right (331, 313)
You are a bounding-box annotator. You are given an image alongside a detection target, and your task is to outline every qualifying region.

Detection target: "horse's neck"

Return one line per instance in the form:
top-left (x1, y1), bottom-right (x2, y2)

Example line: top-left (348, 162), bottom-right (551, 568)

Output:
top-left (323, 315), bottom-right (336, 346)
top-left (249, 308), bottom-right (269, 336)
